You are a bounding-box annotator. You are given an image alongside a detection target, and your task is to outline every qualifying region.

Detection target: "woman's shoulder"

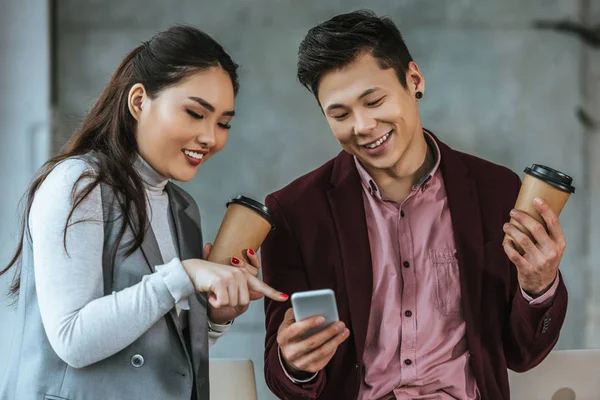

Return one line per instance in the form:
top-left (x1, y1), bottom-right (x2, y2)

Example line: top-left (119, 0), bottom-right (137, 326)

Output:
top-left (30, 155), bottom-right (103, 229)
top-left (36, 155), bottom-right (100, 204)
top-left (47, 154), bottom-right (97, 181)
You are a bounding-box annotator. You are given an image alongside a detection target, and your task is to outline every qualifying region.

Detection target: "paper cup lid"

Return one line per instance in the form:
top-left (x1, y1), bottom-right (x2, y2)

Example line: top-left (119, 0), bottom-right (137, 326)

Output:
top-left (226, 195), bottom-right (275, 229)
top-left (524, 164), bottom-right (575, 194)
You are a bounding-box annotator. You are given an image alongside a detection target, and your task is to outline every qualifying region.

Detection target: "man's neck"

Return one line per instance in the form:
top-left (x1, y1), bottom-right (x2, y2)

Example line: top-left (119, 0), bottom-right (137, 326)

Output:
top-left (364, 130), bottom-right (434, 204)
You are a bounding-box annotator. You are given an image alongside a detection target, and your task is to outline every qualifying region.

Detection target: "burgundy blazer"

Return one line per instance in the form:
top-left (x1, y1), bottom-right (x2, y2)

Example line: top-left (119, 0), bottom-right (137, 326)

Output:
top-left (261, 133), bottom-right (567, 400)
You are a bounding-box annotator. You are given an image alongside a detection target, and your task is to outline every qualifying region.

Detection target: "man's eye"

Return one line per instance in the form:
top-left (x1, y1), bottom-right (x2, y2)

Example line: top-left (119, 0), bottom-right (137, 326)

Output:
top-left (367, 97), bottom-right (385, 107)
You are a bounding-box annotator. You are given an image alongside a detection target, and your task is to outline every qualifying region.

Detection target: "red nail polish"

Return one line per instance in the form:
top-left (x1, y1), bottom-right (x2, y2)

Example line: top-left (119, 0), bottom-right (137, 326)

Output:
top-left (231, 257), bottom-right (240, 265)
top-left (281, 294), bottom-right (289, 300)
top-left (248, 249), bottom-right (255, 256)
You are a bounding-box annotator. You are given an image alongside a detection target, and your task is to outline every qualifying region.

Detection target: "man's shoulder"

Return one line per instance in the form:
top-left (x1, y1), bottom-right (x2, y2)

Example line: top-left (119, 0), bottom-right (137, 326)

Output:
top-left (453, 149), bottom-right (521, 188)
top-left (266, 155), bottom-right (339, 212)
top-left (448, 149), bottom-right (523, 220)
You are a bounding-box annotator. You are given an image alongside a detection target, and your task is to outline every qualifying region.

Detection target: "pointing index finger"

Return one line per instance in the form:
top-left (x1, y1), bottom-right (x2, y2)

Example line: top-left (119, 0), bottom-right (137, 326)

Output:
top-left (246, 273), bottom-right (288, 302)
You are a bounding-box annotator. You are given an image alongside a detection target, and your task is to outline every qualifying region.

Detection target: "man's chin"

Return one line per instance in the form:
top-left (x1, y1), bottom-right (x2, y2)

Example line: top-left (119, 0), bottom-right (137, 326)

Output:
top-left (356, 153), bottom-right (397, 171)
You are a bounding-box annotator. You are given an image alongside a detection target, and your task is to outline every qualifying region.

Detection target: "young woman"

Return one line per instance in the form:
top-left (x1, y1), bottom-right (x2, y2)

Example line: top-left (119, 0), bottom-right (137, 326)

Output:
top-left (0, 26), bottom-right (286, 400)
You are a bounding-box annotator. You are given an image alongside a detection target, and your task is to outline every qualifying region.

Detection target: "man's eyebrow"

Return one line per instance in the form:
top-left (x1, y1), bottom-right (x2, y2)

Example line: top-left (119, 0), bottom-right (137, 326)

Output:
top-left (324, 87), bottom-right (381, 112)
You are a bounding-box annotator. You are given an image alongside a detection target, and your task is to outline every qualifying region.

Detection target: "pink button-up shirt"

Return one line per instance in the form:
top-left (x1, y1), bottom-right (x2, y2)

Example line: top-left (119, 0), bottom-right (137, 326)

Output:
top-left (355, 132), bottom-right (558, 400)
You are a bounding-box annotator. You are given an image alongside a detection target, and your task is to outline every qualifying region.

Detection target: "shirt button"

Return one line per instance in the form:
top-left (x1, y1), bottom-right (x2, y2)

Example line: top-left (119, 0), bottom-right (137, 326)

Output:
top-left (405, 310), bottom-right (412, 317)
top-left (404, 359), bottom-right (412, 366)
top-left (403, 261), bottom-right (410, 268)
top-left (400, 210), bottom-right (405, 217)
top-left (131, 354), bottom-right (144, 368)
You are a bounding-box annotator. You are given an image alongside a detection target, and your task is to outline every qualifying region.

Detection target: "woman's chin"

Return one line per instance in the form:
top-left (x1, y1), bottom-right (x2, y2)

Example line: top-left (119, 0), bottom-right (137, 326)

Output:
top-left (167, 167), bottom-right (197, 182)
top-left (173, 172), bottom-right (197, 182)
top-left (170, 159), bottom-right (205, 182)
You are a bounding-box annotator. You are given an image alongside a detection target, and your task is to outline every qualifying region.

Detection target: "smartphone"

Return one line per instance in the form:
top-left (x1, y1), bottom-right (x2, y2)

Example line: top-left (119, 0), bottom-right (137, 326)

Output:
top-left (291, 289), bottom-right (339, 337)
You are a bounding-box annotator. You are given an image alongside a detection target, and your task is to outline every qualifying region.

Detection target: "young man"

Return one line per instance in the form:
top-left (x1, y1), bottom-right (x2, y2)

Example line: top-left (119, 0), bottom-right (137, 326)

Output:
top-left (261, 10), bottom-right (568, 400)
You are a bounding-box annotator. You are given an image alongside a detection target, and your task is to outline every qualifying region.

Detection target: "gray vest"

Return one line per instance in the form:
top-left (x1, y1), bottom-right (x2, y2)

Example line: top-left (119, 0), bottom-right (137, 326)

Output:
top-left (0, 182), bottom-right (210, 400)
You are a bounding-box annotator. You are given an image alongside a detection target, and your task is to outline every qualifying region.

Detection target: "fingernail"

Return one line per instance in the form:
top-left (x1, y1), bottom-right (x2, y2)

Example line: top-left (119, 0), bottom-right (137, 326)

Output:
top-left (247, 248), bottom-right (255, 256)
top-left (280, 293), bottom-right (289, 300)
top-left (534, 197), bottom-right (543, 205)
top-left (503, 223), bottom-right (510, 230)
top-left (342, 329), bottom-right (349, 337)
top-left (336, 322), bottom-right (345, 332)
top-left (231, 257), bottom-right (240, 265)
top-left (510, 209), bottom-right (517, 217)
top-left (315, 316), bottom-right (325, 325)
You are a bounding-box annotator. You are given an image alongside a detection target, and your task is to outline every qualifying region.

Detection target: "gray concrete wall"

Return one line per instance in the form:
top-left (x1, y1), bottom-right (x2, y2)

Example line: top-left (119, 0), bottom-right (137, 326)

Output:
top-left (581, 0), bottom-right (600, 347)
top-left (1, 1), bottom-right (596, 399)
top-left (0, 0), bottom-right (50, 379)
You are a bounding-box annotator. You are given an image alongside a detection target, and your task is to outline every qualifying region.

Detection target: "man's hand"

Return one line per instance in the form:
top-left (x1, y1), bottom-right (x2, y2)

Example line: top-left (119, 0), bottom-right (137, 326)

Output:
top-left (503, 197), bottom-right (566, 296)
top-left (277, 308), bottom-right (349, 377)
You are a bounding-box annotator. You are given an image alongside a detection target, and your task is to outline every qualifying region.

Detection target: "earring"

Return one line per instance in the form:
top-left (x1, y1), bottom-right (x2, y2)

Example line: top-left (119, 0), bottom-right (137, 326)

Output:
top-left (416, 91), bottom-right (423, 99)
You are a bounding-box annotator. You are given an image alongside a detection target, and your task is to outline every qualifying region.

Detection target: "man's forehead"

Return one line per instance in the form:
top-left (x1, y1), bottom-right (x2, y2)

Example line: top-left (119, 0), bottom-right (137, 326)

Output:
top-left (318, 56), bottom-right (397, 104)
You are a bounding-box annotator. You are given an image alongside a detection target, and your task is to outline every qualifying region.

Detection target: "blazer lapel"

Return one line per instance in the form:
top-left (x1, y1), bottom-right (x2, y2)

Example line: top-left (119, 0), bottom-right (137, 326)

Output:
top-left (138, 221), bottom-right (164, 273)
top-left (166, 184), bottom-right (203, 261)
top-left (327, 152), bottom-right (374, 365)
top-left (435, 136), bottom-right (485, 383)
top-left (166, 183), bottom-right (209, 397)
top-left (134, 189), bottom-right (192, 368)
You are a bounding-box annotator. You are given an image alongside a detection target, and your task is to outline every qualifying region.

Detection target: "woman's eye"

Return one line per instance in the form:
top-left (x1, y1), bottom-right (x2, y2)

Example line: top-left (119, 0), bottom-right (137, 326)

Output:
top-left (218, 123), bottom-right (232, 129)
top-left (186, 109), bottom-right (203, 119)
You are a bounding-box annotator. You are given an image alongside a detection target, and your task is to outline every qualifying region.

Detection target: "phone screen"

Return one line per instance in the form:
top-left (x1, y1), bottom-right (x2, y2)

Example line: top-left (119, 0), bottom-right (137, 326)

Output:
top-left (291, 289), bottom-right (339, 337)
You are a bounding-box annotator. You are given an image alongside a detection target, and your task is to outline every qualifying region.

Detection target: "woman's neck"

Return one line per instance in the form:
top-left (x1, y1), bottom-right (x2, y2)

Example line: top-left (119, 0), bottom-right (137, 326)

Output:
top-left (134, 154), bottom-right (169, 194)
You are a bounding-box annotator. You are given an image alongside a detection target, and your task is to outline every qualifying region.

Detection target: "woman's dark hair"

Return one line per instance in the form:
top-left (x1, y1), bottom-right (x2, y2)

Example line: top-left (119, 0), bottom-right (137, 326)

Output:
top-left (0, 25), bottom-right (239, 298)
top-left (297, 9), bottom-right (413, 98)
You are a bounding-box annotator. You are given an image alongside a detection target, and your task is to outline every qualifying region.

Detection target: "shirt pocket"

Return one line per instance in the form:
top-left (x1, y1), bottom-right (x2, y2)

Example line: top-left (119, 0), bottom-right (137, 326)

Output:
top-left (430, 248), bottom-right (462, 316)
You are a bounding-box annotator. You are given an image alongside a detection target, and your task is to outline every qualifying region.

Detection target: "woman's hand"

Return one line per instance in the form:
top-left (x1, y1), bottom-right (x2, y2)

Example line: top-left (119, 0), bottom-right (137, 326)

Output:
top-left (181, 245), bottom-right (288, 324)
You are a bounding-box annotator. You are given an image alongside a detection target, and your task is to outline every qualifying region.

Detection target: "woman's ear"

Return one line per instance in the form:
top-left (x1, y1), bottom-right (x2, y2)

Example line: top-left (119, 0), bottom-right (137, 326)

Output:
top-left (128, 83), bottom-right (147, 121)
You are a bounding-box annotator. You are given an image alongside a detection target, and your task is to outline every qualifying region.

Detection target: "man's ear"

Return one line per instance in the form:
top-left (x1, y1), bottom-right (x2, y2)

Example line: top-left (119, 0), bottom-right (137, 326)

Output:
top-left (406, 61), bottom-right (425, 96)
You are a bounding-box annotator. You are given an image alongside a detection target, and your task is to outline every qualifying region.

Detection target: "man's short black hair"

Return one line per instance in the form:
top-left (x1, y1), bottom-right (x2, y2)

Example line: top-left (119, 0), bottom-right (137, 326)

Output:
top-left (297, 10), bottom-right (414, 98)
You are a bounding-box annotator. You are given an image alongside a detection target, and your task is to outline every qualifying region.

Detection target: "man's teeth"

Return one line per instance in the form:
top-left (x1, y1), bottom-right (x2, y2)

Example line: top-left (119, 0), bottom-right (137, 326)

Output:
top-left (365, 132), bottom-right (391, 149)
top-left (184, 150), bottom-right (204, 160)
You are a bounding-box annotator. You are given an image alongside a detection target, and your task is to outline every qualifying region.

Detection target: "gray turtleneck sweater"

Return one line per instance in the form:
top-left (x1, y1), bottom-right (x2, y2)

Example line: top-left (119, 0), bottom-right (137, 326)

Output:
top-left (28, 156), bottom-right (228, 368)
top-left (137, 155), bottom-right (191, 327)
